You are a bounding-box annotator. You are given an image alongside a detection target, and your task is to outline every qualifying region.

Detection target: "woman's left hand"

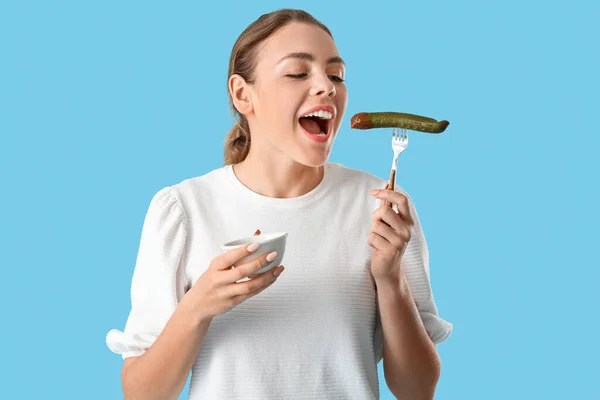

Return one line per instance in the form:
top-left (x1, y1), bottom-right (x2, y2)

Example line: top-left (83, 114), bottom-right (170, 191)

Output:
top-left (368, 186), bottom-right (414, 281)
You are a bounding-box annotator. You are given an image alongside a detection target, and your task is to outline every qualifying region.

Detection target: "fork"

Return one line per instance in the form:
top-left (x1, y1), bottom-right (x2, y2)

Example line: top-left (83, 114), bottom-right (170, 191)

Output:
top-left (383, 128), bottom-right (409, 208)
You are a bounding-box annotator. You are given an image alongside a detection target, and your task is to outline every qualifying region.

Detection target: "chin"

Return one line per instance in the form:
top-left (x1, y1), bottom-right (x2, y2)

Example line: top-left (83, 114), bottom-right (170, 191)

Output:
top-left (294, 148), bottom-right (331, 168)
top-left (286, 126), bottom-right (336, 167)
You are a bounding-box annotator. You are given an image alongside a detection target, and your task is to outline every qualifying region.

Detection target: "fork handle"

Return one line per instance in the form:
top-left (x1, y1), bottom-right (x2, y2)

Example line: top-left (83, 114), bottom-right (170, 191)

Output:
top-left (383, 169), bottom-right (396, 208)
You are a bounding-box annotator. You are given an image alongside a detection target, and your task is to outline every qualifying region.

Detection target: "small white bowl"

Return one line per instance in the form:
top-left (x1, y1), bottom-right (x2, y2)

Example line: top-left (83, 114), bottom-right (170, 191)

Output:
top-left (220, 232), bottom-right (288, 277)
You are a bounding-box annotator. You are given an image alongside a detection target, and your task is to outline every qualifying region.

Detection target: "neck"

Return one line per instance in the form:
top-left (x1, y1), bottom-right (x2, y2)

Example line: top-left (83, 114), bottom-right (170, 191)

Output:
top-left (232, 149), bottom-right (325, 199)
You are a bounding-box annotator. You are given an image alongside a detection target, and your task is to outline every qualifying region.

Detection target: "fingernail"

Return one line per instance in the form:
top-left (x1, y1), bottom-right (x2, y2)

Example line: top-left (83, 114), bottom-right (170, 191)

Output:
top-left (266, 251), bottom-right (278, 262)
top-left (369, 189), bottom-right (380, 195)
top-left (247, 242), bottom-right (260, 252)
top-left (273, 266), bottom-right (284, 277)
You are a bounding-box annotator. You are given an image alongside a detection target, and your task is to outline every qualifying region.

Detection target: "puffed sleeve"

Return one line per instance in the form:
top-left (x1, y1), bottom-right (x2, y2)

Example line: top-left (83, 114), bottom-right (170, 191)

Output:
top-left (105, 186), bottom-right (188, 359)
top-left (400, 188), bottom-right (453, 344)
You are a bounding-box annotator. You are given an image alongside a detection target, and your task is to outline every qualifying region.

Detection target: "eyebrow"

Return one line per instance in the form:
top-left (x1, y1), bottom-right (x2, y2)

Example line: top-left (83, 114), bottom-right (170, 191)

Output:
top-left (277, 52), bottom-right (345, 66)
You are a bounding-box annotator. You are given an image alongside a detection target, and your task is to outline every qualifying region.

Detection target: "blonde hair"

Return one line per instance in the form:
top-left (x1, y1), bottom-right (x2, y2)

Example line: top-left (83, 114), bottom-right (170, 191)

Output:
top-left (223, 9), bottom-right (333, 165)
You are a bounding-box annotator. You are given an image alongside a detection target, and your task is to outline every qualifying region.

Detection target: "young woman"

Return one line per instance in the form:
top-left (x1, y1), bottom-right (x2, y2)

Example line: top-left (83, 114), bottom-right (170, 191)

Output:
top-left (107, 9), bottom-right (452, 400)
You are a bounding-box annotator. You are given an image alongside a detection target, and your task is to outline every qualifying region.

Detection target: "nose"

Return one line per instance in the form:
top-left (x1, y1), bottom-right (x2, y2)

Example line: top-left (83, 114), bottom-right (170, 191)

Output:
top-left (310, 74), bottom-right (336, 98)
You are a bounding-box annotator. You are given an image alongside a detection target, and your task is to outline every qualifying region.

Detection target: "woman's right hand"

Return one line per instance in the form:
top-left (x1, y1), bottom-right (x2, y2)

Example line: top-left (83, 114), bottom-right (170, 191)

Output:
top-left (184, 235), bottom-right (284, 322)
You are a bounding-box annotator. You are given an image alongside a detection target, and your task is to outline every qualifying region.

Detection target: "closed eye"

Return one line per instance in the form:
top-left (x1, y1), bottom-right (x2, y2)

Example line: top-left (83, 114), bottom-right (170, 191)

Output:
top-left (286, 73), bottom-right (344, 83)
top-left (286, 73), bottom-right (308, 79)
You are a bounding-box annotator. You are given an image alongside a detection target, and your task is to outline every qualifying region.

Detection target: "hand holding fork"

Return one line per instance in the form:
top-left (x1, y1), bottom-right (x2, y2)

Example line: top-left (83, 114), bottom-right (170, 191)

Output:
top-left (368, 127), bottom-right (413, 280)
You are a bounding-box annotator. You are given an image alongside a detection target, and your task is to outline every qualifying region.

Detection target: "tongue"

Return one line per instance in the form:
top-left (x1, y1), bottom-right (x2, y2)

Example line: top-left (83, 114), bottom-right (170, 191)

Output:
top-left (299, 117), bottom-right (322, 134)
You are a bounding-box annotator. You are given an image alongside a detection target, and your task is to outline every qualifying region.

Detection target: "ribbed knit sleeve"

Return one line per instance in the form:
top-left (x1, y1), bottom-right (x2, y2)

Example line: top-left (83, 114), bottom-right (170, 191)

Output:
top-left (401, 189), bottom-right (453, 344)
top-left (105, 187), bottom-right (188, 359)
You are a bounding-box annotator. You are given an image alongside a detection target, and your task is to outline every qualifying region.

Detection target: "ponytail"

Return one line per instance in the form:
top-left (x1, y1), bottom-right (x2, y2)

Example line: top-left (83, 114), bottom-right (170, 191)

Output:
top-left (223, 115), bottom-right (250, 165)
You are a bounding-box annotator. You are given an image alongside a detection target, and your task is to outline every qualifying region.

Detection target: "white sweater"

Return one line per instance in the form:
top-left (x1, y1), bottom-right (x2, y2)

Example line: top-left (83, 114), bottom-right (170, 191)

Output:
top-left (106, 162), bottom-right (452, 400)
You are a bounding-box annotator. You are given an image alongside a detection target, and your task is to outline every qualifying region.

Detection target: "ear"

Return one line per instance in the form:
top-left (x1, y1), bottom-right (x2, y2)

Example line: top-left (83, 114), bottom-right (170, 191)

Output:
top-left (228, 74), bottom-right (253, 115)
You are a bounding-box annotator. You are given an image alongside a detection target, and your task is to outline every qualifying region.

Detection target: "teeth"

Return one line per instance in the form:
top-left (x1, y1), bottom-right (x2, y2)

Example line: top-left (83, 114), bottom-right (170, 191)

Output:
top-left (301, 109), bottom-right (332, 120)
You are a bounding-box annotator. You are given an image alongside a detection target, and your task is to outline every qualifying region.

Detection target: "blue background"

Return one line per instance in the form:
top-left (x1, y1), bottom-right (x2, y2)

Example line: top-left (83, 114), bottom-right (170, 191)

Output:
top-left (1, 0), bottom-right (598, 399)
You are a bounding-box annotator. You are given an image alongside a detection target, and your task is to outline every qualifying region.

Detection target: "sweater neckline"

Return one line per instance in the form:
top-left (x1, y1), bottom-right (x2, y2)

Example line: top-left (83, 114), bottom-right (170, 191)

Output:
top-left (224, 162), bottom-right (333, 208)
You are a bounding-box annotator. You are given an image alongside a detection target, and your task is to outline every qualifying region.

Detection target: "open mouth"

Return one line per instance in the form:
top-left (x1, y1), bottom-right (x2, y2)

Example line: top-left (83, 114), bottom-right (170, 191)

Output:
top-left (298, 109), bottom-right (333, 136)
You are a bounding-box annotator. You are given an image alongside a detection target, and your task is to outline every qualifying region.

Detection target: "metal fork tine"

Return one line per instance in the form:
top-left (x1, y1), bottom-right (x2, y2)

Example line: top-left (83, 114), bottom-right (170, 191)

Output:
top-left (388, 127), bottom-right (409, 196)
top-left (391, 127), bottom-right (408, 142)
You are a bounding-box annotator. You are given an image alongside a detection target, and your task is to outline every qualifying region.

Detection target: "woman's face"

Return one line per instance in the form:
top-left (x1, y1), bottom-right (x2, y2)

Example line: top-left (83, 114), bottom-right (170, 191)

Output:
top-left (240, 22), bottom-right (348, 167)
